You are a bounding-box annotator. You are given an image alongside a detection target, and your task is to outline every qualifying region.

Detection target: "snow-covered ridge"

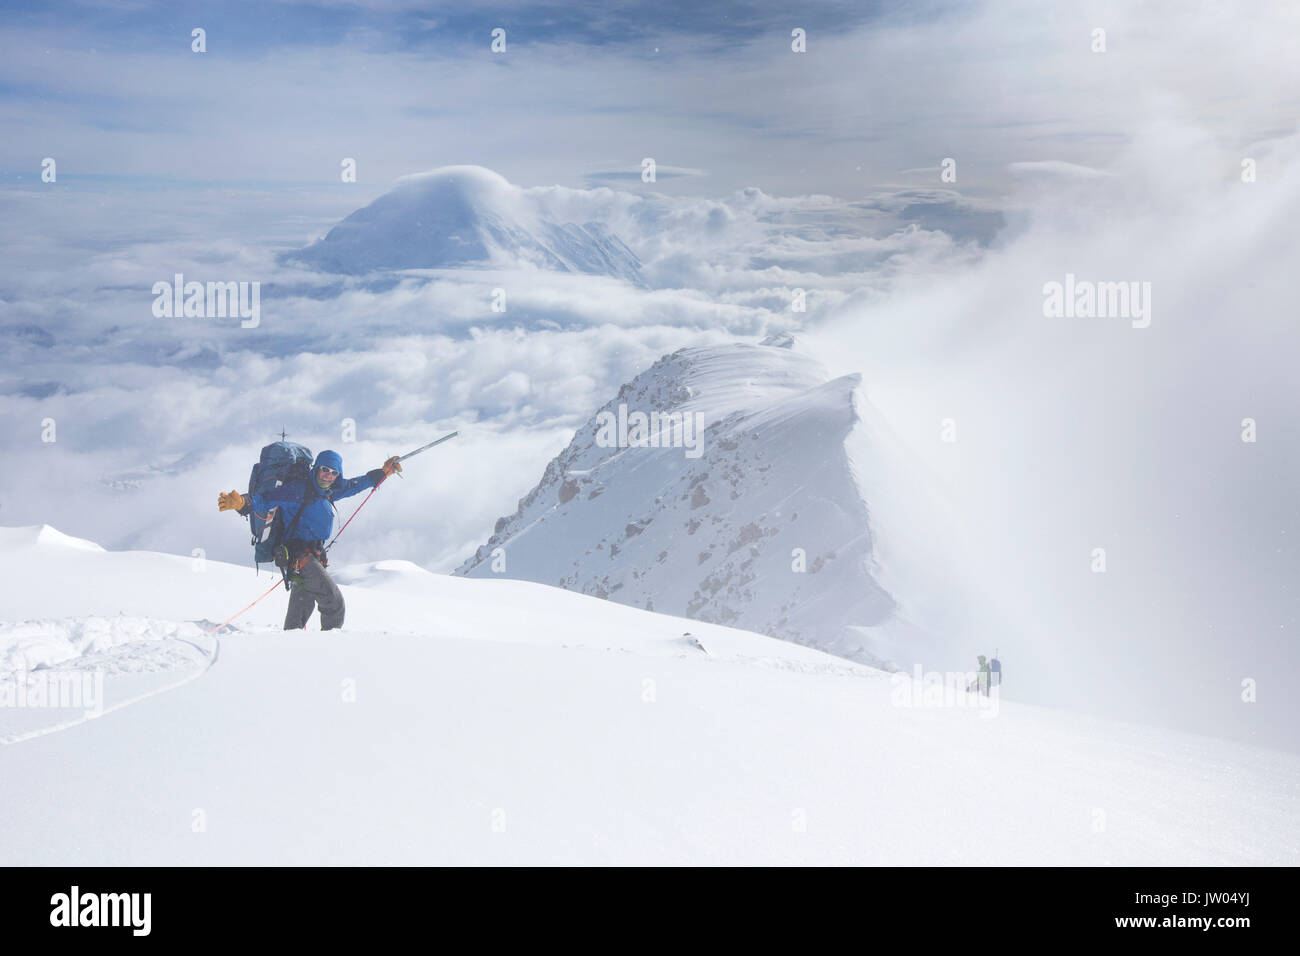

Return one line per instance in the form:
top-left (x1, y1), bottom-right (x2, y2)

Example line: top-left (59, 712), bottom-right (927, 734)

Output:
top-left (457, 341), bottom-right (957, 666)
top-left (284, 165), bottom-right (645, 285)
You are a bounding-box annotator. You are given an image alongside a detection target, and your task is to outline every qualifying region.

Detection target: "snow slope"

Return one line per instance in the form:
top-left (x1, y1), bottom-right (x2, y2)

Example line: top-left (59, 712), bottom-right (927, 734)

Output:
top-left (284, 165), bottom-right (645, 284)
top-left (1, 525), bottom-right (1297, 865)
top-left (457, 340), bottom-right (977, 667)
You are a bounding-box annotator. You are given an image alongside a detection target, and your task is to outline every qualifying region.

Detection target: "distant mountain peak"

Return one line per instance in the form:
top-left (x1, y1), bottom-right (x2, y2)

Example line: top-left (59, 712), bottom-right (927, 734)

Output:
top-left (284, 165), bottom-right (644, 284)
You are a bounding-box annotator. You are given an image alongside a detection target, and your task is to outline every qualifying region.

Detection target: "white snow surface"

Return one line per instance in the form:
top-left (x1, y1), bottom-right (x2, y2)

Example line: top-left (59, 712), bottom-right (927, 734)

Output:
top-left (1, 524), bottom-right (1296, 865)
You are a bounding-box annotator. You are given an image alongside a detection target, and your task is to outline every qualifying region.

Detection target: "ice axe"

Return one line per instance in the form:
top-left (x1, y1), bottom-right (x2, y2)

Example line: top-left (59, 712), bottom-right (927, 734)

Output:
top-left (323, 431), bottom-right (458, 550)
top-left (395, 430), bottom-right (459, 465)
top-left (376, 431), bottom-right (459, 483)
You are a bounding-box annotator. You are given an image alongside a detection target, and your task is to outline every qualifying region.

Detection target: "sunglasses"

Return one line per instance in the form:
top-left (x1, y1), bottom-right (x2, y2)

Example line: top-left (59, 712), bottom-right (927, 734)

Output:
top-left (317, 466), bottom-right (339, 478)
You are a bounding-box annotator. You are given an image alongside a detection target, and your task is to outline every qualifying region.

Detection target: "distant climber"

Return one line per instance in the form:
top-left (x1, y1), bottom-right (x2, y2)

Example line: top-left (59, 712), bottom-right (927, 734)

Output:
top-left (968, 654), bottom-right (992, 696)
top-left (990, 652), bottom-right (1002, 689)
top-left (217, 449), bottom-right (401, 630)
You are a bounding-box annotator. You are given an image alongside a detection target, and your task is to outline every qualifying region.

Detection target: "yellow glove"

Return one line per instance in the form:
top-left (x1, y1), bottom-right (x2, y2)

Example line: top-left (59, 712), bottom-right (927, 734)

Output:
top-left (218, 490), bottom-right (246, 513)
top-left (382, 456), bottom-right (403, 477)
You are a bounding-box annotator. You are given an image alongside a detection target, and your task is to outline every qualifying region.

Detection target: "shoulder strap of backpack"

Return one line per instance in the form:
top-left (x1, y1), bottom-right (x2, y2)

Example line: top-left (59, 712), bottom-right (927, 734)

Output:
top-left (281, 480), bottom-right (315, 546)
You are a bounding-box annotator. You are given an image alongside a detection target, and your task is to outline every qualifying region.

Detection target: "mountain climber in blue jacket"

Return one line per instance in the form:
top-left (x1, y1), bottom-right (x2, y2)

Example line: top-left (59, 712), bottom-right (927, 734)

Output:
top-left (216, 450), bottom-right (401, 630)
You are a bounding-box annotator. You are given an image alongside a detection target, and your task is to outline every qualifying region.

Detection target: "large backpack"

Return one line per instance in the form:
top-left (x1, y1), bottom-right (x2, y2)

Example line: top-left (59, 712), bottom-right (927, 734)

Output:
top-left (247, 440), bottom-right (313, 564)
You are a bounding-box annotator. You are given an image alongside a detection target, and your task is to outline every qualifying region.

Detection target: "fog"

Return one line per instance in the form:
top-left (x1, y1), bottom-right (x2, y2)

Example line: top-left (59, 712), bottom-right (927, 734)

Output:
top-left (810, 121), bottom-right (1300, 750)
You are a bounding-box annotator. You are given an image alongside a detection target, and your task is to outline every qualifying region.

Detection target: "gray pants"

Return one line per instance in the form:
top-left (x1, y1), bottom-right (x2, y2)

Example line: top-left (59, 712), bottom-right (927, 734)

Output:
top-left (284, 556), bottom-right (345, 630)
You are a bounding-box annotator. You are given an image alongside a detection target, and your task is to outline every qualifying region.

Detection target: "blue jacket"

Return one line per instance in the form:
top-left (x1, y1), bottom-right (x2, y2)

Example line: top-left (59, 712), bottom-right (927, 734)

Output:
top-left (245, 450), bottom-right (381, 545)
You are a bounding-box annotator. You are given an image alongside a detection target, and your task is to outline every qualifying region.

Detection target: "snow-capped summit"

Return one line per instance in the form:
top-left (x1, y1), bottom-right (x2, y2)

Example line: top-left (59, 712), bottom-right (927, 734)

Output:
top-left (284, 165), bottom-right (644, 284)
top-left (457, 340), bottom-right (962, 666)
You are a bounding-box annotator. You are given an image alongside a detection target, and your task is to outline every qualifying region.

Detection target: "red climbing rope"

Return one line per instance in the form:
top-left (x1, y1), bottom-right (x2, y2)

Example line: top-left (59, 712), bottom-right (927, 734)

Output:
top-left (324, 485), bottom-right (380, 551)
top-left (205, 577), bottom-right (284, 634)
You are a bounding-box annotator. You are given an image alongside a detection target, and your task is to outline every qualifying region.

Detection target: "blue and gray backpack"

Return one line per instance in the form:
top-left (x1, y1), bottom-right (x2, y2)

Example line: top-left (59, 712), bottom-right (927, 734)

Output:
top-left (247, 440), bottom-right (313, 565)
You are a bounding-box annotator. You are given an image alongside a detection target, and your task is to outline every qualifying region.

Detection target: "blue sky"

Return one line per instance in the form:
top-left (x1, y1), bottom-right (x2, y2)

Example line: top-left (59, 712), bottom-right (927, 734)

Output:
top-left (8, 0), bottom-right (916, 53)
top-left (0, 0), bottom-right (1195, 196)
top-left (3, 0), bottom-right (1294, 198)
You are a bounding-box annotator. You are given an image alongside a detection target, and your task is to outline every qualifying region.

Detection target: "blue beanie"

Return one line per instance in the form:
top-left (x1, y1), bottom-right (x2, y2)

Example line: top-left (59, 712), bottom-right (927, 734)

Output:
top-left (314, 450), bottom-right (343, 473)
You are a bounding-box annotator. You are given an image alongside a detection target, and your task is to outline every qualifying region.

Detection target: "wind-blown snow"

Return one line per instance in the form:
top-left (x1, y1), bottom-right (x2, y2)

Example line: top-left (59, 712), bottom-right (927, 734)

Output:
top-left (0, 525), bottom-right (1296, 864)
